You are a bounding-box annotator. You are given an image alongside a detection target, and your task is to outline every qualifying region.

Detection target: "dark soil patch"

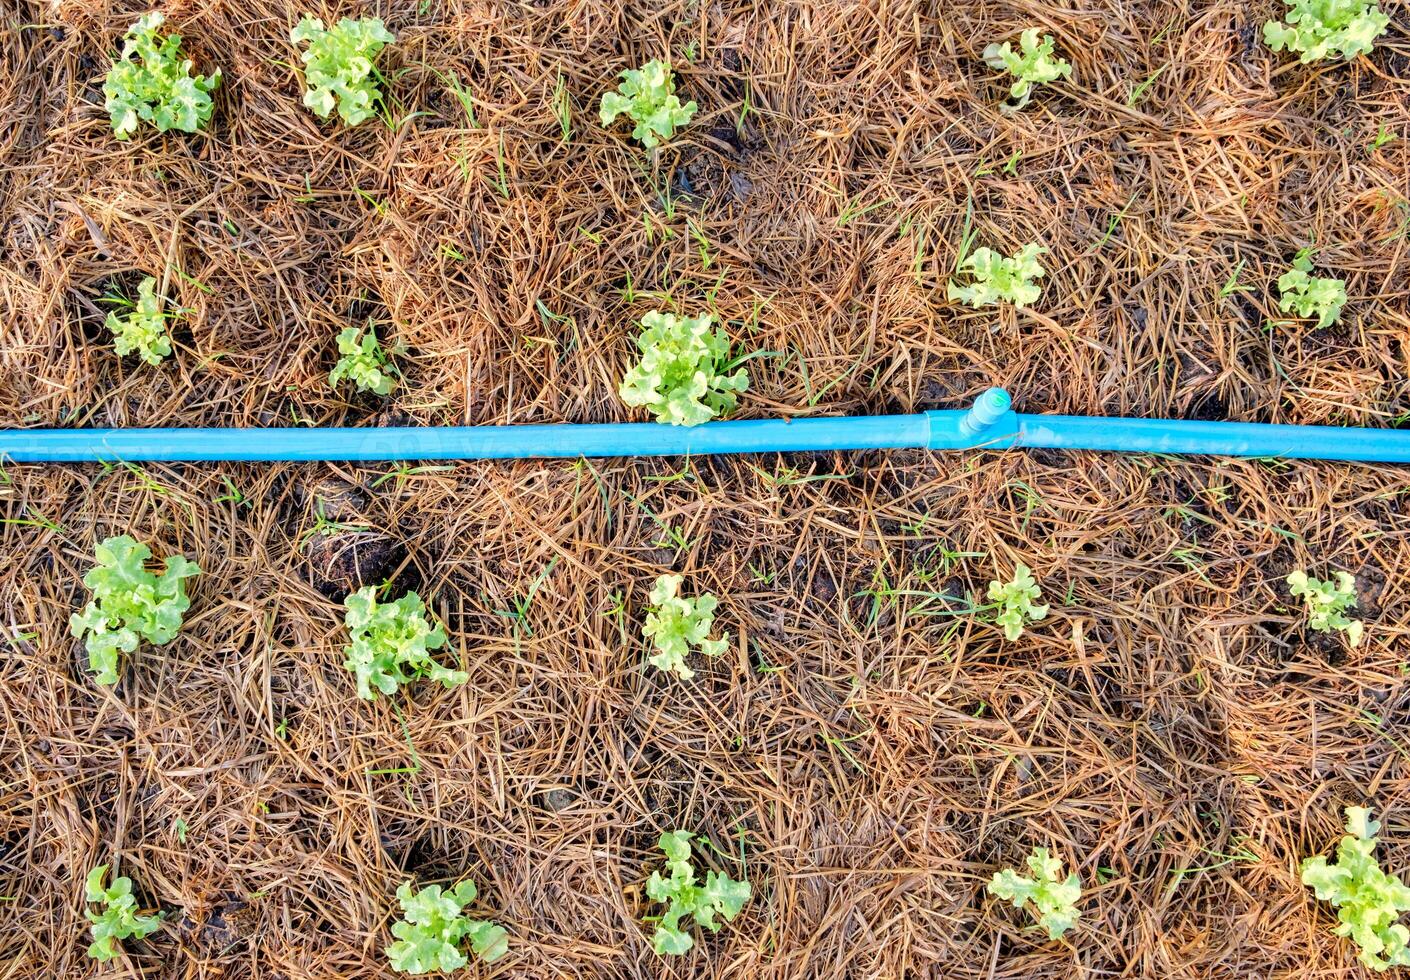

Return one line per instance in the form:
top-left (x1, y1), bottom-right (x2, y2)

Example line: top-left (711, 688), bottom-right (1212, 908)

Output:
top-left (176, 895), bottom-right (260, 959)
top-left (1182, 389), bottom-right (1229, 422)
top-left (303, 531), bottom-right (406, 597)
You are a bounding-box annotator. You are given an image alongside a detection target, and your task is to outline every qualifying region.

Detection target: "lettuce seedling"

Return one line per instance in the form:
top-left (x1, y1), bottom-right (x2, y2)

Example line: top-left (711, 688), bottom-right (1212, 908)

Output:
top-left (619, 312), bottom-right (749, 427)
top-left (104, 13), bottom-right (221, 140)
top-left (599, 59), bottom-right (697, 148)
top-left (341, 587), bottom-right (467, 700)
top-left (290, 15), bottom-right (396, 126)
top-left (1302, 806), bottom-right (1410, 971)
top-left (104, 276), bottom-right (174, 366)
top-left (1264, 0), bottom-right (1390, 62)
top-left (1276, 251), bottom-right (1347, 328)
top-left (645, 830), bottom-right (752, 955)
top-left (386, 880), bottom-right (508, 974)
top-left (642, 574), bottom-right (728, 679)
top-left (988, 563), bottom-right (1049, 641)
top-left (329, 325), bottom-right (395, 395)
top-left (988, 846), bottom-right (1082, 940)
top-left (1288, 570), bottom-right (1363, 647)
top-left (70, 536), bottom-right (200, 685)
top-left (948, 243), bottom-right (1047, 307)
top-left (86, 865), bottom-right (162, 961)
top-left (982, 29), bottom-right (1071, 111)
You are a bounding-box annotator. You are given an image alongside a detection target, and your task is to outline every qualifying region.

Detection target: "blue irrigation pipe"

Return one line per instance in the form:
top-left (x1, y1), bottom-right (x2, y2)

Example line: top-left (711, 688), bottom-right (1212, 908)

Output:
top-left (2, 389), bottom-right (1408, 464)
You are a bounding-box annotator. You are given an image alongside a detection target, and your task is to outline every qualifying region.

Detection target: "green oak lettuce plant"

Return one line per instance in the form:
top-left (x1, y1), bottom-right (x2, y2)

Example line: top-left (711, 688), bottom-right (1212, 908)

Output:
top-left (645, 830), bottom-right (751, 955)
top-left (600, 59), bottom-right (697, 148)
top-left (642, 574), bottom-right (728, 679)
top-left (329, 325), bottom-right (395, 395)
top-left (70, 536), bottom-right (200, 685)
top-left (290, 15), bottom-right (396, 126)
top-left (341, 586), bottom-right (466, 699)
top-left (106, 276), bottom-right (175, 365)
top-left (1302, 806), bottom-right (1410, 971)
top-left (1288, 569), bottom-right (1363, 646)
top-left (983, 29), bottom-right (1071, 111)
top-left (1264, 0), bottom-right (1390, 62)
top-left (104, 13), bottom-right (221, 140)
top-left (988, 846), bottom-right (1082, 940)
top-left (386, 880), bottom-right (508, 974)
top-left (86, 865), bottom-right (162, 961)
top-left (988, 563), bottom-right (1049, 641)
top-left (949, 243), bottom-right (1047, 307)
top-left (1276, 251), bottom-right (1347, 328)
top-left (619, 312), bottom-right (749, 427)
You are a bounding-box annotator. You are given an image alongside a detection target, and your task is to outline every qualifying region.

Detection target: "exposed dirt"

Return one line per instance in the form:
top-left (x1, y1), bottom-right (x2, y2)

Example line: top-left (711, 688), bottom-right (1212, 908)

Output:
top-left (175, 894), bottom-right (260, 961)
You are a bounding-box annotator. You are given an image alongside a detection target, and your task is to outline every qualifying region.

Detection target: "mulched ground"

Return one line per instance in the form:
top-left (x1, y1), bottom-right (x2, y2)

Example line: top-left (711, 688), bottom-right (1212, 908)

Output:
top-left (2, 0), bottom-right (1409, 976)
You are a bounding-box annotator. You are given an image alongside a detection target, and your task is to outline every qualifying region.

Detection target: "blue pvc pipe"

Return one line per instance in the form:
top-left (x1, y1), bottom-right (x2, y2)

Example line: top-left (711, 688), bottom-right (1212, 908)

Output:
top-left (1, 389), bottom-right (1407, 463)
top-left (1015, 415), bottom-right (1410, 463)
top-left (1, 415), bottom-right (934, 462)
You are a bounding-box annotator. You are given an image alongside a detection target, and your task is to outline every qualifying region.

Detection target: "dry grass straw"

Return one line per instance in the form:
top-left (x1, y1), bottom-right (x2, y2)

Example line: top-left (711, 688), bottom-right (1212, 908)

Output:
top-left (1, 0), bottom-right (1409, 976)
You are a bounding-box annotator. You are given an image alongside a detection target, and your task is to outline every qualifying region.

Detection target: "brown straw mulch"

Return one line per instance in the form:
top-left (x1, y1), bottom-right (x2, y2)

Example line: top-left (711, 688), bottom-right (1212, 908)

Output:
top-left (2, 0), bottom-right (1409, 976)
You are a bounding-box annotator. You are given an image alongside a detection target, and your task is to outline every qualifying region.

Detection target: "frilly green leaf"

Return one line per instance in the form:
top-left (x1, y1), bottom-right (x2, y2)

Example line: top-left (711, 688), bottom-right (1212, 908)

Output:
top-left (1287, 568), bottom-right (1362, 646)
top-left (105, 276), bottom-right (175, 366)
top-left (103, 12), bottom-right (220, 139)
top-left (84, 865), bottom-right (161, 961)
top-left (1302, 806), bottom-right (1410, 971)
top-left (642, 574), bottom-right (729, 679)
top-left (987, 846), bottom-right (1081, 940)
top-left (620, 311), bottom-right (749, 427)
top-left (1264, 0), bottom-right (1389, 62)
top-left (1276, 250), bottom-right (1347, 328)
top-left (329, 325), bottom-right (396, 395)
top-left (987, 563), bottom-right (1049, 641)
top-left (949, 243), bottom-right (1047, 308)
top-left (982, 29), bottom-right (1070, 111)
top-left (599, 59), bottom-right (696, 147)
top-left (290, 14), bottom-right (395, 126)
top-left (340, 587), bottom-right (465, 699)
top-left (644, 831), bottom-right (751, 955)
top-left (69, 535), bottom-right (200, 685)
top-left (386, 880), bottom-right (507, 973)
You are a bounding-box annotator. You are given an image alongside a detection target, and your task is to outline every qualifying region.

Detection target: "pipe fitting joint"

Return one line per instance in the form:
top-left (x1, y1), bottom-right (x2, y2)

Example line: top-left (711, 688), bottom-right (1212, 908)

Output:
top-left (960, 387), bottom-right (1013, 436)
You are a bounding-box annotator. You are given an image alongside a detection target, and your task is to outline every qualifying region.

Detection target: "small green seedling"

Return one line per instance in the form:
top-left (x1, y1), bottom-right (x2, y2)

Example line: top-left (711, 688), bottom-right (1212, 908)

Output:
top-left (290, 15), bottom-right (396, 126)
top-left (988, 846), bottom-right (1082, 940)
top-left (386, 880), bottom-right (508, 974)
top-left (1264, 0), bottom-right (1390, 63)
top-left (85, 865), bottom-right (162, 961)
top-left (982, 29), bottom-right (1071, 111)
top-left (104, 13), bottom-right (221, 140)
top-left (341, 587), bottom-right (467, 699)
top-left (70, 535), bottom-right (200, 685)
top-left (105, 276), bottom-right (174, 366)
top-left (1287, 570), bottom-right (1362, 646)
top-left (988, 563), bottom-right (1049, 641)
top-left (1302, 806), bottom-right (1410, 971)
top-left (642, 574), bottom-right (729, 679)
top-left (599, 59), bottom-right (697, 148)
top-left (948, 243), bottom-right (1047, 307)
top-left (645, 830), bottom-right (752, 955)
top-left (1276, 251), bottom-right (1347, 328)
top-left (329, 325), bottom-right (395, 395)
top-left (620, 312), bottom-right (749, 427)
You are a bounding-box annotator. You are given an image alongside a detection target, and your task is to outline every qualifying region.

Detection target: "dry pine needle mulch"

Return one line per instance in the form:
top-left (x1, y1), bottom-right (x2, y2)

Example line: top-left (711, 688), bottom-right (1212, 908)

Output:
top-left (2, 0), bottom-right (1409, 976)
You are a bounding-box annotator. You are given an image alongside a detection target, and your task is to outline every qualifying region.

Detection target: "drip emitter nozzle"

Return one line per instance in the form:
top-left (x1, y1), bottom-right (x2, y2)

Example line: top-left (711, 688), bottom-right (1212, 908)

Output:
top-left (1, 388), bottom-right (1407, 463)
top-left (959, 387), bottom-right (1013, 436)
